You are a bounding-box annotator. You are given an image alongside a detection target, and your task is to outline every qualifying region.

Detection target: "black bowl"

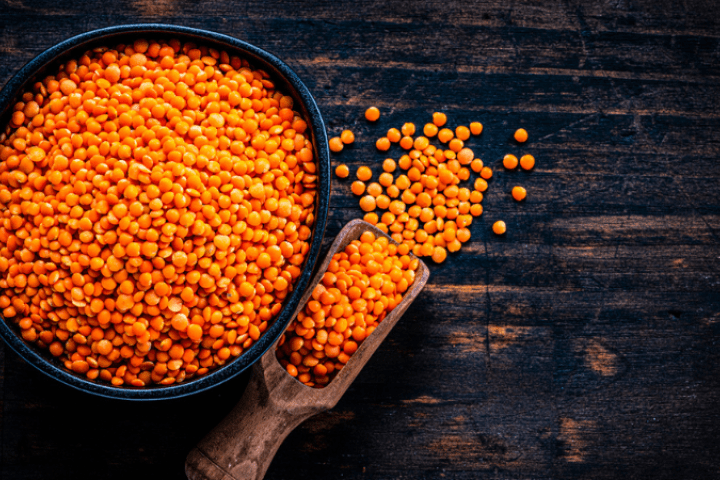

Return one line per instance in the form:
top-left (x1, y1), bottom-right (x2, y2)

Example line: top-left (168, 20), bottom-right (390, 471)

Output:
top-left (0, 24), bottom-right (330, 400)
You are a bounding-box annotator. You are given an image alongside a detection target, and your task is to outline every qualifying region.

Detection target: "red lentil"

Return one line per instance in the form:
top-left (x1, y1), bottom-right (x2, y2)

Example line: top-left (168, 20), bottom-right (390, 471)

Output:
top-left (276, 231), bottom-right (418, 387)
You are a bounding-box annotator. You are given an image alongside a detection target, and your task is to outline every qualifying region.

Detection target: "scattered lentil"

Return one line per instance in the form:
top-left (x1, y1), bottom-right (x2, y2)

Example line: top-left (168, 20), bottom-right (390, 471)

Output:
top-left (432, 112), bottom-right (447, 127)
top-left (335, 164), bottom-right (350, 178)
top-left (512, 186), bottom-right (527, 201)
top-left (365, 107), bottom-right (380, 122)
top-left (329, 137), bottom-right (344, 153)
top-left (520, 154), bottom-right (535, 170)
top-left (340, 130), bottom-right (355, 145)
top-left (492, 221), bottom-right (507, 235)
top-left (376, 137), bottom-right (391, 152)
top-left (357, 166), bottom-right (373, 182)
top-left (351, 181), bottom-right (366, 196)
top-left (503, 154), bottom-right (519, 170)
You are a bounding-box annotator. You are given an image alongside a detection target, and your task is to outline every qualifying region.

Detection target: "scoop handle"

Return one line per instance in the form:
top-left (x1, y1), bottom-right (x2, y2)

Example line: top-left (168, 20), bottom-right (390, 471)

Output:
top-left (185, 350), bottom-right (328, 480)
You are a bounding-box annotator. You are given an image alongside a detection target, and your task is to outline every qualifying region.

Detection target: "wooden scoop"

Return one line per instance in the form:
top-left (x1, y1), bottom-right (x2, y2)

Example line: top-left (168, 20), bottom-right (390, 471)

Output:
top-left (185, 219), bottom-right (430, 480)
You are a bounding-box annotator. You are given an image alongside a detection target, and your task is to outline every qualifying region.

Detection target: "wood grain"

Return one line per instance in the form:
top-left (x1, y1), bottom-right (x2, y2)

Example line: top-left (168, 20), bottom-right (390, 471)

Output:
top-left (1, 1), bottom-right (719, 479)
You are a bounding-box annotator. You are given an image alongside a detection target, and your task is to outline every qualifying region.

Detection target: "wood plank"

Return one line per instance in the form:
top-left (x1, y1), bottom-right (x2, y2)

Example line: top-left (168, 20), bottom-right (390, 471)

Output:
top-left (0, 1), bottom-right (719, 479)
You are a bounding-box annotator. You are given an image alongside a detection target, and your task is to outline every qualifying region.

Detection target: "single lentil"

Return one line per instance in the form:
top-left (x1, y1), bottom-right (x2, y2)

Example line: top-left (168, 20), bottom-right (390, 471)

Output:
top-left (520, 154), bottom-right (535, 170)
top-left (511, 186), bottom-right (527, 201)
top-left (365, 107), bottom-right (380, 122)
top-left (335, 164), bottom-right (350, 178)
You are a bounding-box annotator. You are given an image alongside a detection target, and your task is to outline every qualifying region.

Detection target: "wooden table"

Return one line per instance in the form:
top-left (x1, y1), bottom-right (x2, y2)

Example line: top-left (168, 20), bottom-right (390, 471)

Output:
top-left (1, 1), bottom-right (719, 479)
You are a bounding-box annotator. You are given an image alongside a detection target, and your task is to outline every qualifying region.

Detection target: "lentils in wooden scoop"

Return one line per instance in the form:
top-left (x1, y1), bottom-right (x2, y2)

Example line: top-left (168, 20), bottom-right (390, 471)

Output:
top-left (0, 38), bottom-right (317, 387)
top-left (276, 231), bottom-right (418, 388)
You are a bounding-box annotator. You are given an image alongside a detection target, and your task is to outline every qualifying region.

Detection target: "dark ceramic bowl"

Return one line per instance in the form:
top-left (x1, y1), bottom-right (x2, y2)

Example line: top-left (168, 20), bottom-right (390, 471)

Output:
top-left (0, 24), bottom-right (330, 400)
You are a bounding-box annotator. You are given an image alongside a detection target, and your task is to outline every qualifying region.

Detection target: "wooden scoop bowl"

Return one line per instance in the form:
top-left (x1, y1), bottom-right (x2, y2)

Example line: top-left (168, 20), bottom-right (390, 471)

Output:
top-left (185, 219), bottom-right (430, 480)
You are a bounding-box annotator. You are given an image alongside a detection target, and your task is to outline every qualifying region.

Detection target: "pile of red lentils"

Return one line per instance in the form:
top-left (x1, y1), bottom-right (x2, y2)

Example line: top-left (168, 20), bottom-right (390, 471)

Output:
top-left (0, 38), bottom-right (317, 387)
top-left (276, 230), bottom-right (418, 387)
top-left (330, 109), bottom-right (535, 262)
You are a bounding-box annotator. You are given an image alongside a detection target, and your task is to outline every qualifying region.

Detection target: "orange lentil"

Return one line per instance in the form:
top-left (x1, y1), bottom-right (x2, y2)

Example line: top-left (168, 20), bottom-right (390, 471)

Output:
top-left (470, 191), bottom-right (483, 203)
top-left (387, 128), bottom-right (401, 143)
top-left (276, 231), bottom-right (417, 387)
top-left (383, 158), bottom-right (397, 173)
top-left (335, 164), bottom-right (350, 178)
top-left (389, 200), bottom-right (406, 215)
top-left (396, 175), bottom-right (411, 190)
top-left (413, 136), bottom-right (429, 151)
top-left (401, 123), bottom-right (416, 136)
top-left (514, 128), bottom-right (528, 143)
top-left (470, 122), bottom-right (483, 135)
top-left (431, 246), bottom-right (447, 263)
top-left (432, 112), bottom-right (447, 127)
top-left (493, 221), bottom-right (507, 235)
top-left (503, 154), bottom-right (519, 170)
top-left (329, 137), bottom-right (344, 153)
top-left (455, 126), bottom-right (470, 141)
top-left (474, 178), bottom-right (488, 192)
top-left (357, 166), bottom-right (373, 181)
top-left (423, 123), bottom-right (439, 137)
top-left (351, 181), bottom-right (366, 195)
top-left (399, 136), bottom-right (414, 150)
top-left (457, 228), bottom-right (471, 243)
top-left (0, 38), bottom-right (318, 388)
top-left (457, 148), bottom-right (474, 165)
top-left (437, 128), bottom-right (454, 143)
top-left (379, 173), bottom-right (394, 187)
top-left (376, 137), bottom-right (391, 151)
top-left (470, 159), bottom-right (484, 173)
top-left (448, 138), bottom-right (464, 153)
top-left (340, 130), bottom-right (355, 144)
top-left (365, 107), bottom-right (380, 121)
top-left (480, 166), bottom-right (493, 180)
top-left (366, 183), bottom-right (383, 197)
top-left (512, 186), bottom-right (527, 201)
top-left (520, 154), bottom-right (535, 170)
top-left (364, 212), bottom-right (379, 225)
top-left (359, 195), bottom-right (377, 212)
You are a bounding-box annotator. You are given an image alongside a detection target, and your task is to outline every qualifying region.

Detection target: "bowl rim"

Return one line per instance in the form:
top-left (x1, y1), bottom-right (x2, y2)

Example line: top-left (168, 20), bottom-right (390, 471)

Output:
top-left (0, 23), bottom-right (330, 400)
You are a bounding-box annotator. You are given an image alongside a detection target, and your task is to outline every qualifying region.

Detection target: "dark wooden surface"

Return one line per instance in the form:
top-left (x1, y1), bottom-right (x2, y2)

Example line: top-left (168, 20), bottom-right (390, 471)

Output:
top-left (1, 1), bottom-right (720, 479)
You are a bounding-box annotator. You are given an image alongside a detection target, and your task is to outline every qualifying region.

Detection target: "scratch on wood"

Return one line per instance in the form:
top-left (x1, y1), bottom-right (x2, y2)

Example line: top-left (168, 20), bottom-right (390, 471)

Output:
top-left (537, 112), bottom-right (600, 143)
top-left (300, 410), bottom-right (356, 435)
top-left (307, 55), bottom-right (333, 65)
top-left (320, 94), bottom-right (720, 120)
top-left (427, 432), bottom-right (512, 463)
top-left (291, 58), bottom-right (720, 85)
top-left (131, 0), bottom-right (178, 16)
top-left (0, 35), bottom-right (24, 56)
top-left (581, 339), bottom-right (618, 376)
top-left (558, 417), bottom-right (595, 462)
top-left (487, 325), bottom-right (533, 351)
top-left (676, 182), bottom-right (720, 245)
top-left (401, 395), bottom-right (442, 405)
top-left (448, 332), bottom-right (486, 354)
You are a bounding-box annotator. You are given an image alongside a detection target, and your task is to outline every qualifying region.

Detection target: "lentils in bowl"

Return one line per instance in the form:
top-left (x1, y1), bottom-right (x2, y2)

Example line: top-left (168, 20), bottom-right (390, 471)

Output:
top-left (0, 34), bottom-right (322, 390)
